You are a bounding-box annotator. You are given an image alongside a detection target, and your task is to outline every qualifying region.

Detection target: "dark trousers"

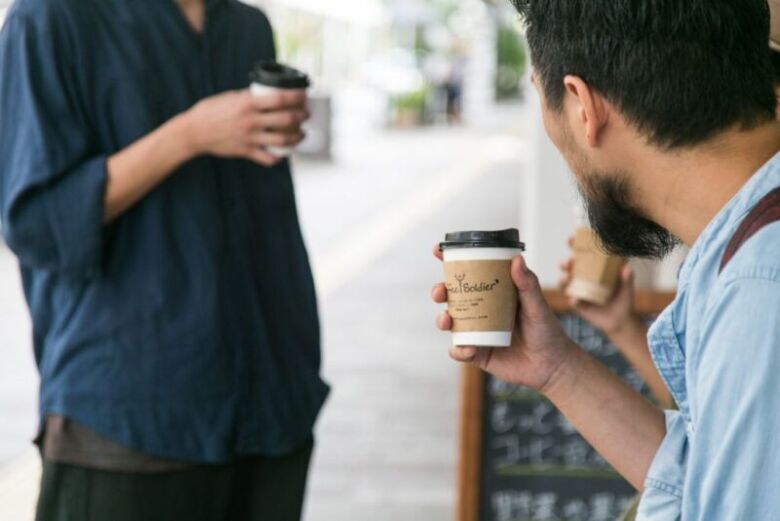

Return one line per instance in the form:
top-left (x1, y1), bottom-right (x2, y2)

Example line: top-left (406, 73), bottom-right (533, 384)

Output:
top-left (35, 440), bottom-right (314, 521)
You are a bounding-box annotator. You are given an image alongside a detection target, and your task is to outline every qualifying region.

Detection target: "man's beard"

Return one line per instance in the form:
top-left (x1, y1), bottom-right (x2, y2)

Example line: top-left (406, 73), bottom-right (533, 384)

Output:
top-left (581, 175), bottom-right (679, 259)
top-left (551, 113), bottom-right (678, 259)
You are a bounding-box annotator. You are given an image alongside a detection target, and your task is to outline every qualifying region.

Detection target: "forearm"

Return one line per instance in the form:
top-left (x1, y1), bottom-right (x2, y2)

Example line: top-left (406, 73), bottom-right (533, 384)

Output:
top-left (543, 346), bottom-right (666, 490)
top-left (608, 317), bottom-right (673, 407)
top-left (103, 113), bottom-right (195, 223)
top-left (102, 89), bottom-right (309, 222)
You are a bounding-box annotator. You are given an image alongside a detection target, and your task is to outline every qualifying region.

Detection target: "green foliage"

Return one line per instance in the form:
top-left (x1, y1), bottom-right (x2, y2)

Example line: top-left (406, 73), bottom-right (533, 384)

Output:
top-left (393, 87), bottom-right (429, 112)
top-left (414, 25), bottom-right (431, 57)
top-left (495, 24), bottom-right (527, 99)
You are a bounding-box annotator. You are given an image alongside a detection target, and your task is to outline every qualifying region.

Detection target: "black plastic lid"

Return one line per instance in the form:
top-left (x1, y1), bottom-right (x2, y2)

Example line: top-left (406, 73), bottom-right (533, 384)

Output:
top-left (439, 228), bottom-right (526, 251)
top-left (249, 62), bottom-right (310, 89)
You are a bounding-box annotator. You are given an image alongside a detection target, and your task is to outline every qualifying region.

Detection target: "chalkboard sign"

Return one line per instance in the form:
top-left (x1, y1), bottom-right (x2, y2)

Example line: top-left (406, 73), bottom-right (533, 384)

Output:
top-left (457, 290), bottom-right (675, 521)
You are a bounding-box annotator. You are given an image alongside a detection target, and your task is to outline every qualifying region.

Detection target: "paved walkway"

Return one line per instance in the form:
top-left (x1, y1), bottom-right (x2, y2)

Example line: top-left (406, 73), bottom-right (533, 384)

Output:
top-left (0, 102), bottom-right (529, 520)
top-left (0, 246), bottom-right (36, 465)
top-left (300, 120), bottom-right (528, 521)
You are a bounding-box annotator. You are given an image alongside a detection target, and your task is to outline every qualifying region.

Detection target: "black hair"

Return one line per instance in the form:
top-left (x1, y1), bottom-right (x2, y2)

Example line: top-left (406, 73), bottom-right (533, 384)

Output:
top-left (511, 0), bottom-right (778, 148)
top-left (772, 51), bottom-right (780, 85)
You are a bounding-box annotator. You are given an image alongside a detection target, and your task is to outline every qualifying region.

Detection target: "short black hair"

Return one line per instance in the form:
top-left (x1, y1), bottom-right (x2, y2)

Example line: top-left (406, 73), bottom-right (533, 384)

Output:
top-left (512, 0), bottom-right (778, 148)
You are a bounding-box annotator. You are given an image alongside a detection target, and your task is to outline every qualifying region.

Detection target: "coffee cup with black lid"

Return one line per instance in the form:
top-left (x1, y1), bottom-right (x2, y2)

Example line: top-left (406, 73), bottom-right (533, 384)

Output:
top-left (439, 229), bottom-right (526, 348)
top-left (249, 61), bottom-right (311, 158)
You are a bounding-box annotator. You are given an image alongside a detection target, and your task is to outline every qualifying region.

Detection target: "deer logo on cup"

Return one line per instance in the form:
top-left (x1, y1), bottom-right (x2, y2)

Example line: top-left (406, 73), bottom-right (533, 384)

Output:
top-left (454, 273), bottom-right (466, 292)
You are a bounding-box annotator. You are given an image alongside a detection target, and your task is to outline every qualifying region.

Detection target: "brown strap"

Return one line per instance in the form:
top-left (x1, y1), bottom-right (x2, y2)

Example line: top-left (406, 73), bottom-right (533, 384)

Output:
top-left (720, 186), bottom-right (780, 273)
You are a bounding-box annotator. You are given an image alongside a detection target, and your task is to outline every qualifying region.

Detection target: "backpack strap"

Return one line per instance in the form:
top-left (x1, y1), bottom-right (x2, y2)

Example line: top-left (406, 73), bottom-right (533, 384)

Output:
top-left (719, 186), bottom-right (780, 273)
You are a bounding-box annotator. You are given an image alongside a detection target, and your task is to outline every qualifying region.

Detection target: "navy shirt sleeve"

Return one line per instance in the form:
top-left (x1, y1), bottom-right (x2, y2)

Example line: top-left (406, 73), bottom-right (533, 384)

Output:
top-left (0, 10), bottom-right (107, 277)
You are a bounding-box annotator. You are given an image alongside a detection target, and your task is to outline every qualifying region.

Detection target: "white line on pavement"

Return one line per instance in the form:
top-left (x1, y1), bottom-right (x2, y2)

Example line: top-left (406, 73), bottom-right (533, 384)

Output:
top-left (313, 134), bottom-right (526, 296)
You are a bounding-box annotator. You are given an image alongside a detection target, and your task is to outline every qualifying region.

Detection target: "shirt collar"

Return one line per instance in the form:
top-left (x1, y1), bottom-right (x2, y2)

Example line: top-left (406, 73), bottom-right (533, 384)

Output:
top-left (676, 151), bottom-right (780, 286)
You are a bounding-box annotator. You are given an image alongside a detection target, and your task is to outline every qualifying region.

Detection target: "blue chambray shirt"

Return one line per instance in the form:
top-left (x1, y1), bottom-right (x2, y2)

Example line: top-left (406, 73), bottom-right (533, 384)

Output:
top-left (0, 0), bottom-right (328, 462)
top-left (637, 151), bottom-right (780, 519)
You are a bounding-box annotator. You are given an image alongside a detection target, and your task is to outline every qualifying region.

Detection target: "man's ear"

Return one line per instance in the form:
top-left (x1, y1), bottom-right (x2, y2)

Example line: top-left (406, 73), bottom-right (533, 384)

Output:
top-left (563, 75), bottom-right (609, 147)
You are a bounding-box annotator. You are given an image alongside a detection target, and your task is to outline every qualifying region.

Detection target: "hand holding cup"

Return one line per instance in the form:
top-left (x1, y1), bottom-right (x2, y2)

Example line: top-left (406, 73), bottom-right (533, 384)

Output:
top-left (432, 235), bottom-right (579, 394)
top-left (250, 62), bottom-right (311, 158)
top-left (560, 233), bottom-right (640, 337)
top-left (183, 89), bottom-right (309, 167)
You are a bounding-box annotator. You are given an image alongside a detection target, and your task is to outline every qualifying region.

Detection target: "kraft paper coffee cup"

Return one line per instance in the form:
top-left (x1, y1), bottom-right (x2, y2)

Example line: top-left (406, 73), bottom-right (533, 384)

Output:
top-left (440, 229), bottom-right (526, 348)
top-left (249, 62), bottom-right (311, 158)
top-left (566, 227), bottom-right (624, 305)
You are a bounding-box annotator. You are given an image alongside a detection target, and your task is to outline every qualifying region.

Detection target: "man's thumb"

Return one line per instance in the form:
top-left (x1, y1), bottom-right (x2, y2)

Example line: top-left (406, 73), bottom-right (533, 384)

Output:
top-left (510, 256), bottom-right (548, 319)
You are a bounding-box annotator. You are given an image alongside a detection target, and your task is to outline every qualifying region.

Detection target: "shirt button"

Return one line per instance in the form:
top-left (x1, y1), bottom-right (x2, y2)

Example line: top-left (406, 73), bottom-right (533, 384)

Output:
top-left (686, 422), bottom-right (695, 435)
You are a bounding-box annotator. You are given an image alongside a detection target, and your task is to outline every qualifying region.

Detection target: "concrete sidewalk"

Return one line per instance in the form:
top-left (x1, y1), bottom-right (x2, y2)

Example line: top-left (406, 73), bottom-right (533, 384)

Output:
top-left (0, 246), bottom-right (36, 466)
top-left (300, 134), bottom-right (528, 520)
top-left (0, 101), bottom-right (530, 520)
top-left (297, 106), bottom-right (529, 520)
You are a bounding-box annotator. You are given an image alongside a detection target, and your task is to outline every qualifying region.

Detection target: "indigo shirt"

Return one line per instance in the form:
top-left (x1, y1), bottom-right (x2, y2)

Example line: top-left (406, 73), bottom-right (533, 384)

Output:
top-left (638, 152), bottom-right (780, 519)
top-left (0, 0), bottom-right (328, 462)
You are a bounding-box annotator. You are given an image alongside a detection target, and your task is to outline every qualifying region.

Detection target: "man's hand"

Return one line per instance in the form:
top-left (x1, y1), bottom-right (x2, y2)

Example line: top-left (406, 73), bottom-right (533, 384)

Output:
top-left (559, 239), bottom-right (671, 406)
top-left (431, 245), bottom-right (666, 489)
top-left (103, 89), bottom-right (308, 223)
top-left (183, 89), bottom-right (309, 167)
top-left (559, 250), bottom-right (642, 337)
top-left (431, 245), bottom-right (579, 394)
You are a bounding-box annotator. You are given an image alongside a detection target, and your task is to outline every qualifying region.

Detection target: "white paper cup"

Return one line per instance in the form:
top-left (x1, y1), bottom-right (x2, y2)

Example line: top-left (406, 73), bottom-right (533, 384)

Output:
top-left (249, 62), bottom-right (310, 158)
top-left (440, 229), bottom-right (526, 348)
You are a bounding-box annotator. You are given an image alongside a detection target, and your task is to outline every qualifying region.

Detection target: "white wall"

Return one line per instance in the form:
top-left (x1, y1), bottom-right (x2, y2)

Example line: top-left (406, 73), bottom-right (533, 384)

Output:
top-left (462, 0), bottom-right (497, 125)
top-left (521, 78), bottom-right (580, 287)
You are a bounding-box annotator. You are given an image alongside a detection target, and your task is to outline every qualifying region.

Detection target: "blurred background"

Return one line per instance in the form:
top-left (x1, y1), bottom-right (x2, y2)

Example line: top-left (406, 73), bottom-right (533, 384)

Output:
top-left (0, 0), bottom-right (683, 519)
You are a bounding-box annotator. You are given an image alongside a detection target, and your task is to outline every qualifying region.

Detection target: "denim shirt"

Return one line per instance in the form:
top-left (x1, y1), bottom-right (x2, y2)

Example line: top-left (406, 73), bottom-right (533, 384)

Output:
top-left (638, 151), bottom-right (780, 520)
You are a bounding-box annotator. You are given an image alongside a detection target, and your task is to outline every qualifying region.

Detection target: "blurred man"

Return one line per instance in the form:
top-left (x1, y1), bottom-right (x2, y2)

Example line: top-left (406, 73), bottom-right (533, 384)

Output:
top-left (433, 1), bottom-right (780, 519)
top-left (0, 0), bottom-right (328, 519)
